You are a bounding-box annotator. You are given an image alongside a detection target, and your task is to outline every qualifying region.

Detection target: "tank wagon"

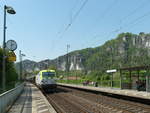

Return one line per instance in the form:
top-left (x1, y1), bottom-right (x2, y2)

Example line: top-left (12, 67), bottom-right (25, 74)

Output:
top-left (35, 69), bottom-right (57, 90)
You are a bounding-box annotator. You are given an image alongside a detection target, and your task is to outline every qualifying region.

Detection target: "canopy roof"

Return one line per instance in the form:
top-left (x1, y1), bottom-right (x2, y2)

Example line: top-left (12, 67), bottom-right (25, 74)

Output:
top-left (120, 66), bottom-right (150, 71)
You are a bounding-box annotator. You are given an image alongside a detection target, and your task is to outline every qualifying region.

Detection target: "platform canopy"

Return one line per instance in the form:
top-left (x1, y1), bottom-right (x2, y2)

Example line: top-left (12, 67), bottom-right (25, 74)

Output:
top-left (120, 66), bottom-right (150, 92)
top-left (120, 66), bottom-right (150, 71)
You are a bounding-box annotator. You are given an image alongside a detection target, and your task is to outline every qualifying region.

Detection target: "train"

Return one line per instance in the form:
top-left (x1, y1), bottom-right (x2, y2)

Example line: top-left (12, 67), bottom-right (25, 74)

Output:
top-left (35, 69), bottom-right (57, 90)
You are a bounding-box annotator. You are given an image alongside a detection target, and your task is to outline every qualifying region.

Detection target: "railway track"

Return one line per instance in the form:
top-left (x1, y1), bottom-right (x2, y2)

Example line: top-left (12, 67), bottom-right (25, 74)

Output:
top-left (43, 88), bottom-right (99, 113)
top-left (62, 86), bottom-right (150, 113)
top-left (42, 86), bottom-right (150, 113)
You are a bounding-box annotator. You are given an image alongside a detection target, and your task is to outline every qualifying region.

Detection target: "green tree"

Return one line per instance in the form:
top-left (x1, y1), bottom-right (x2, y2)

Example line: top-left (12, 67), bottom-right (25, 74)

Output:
top-left (0, 48), bottom-right (18, 90)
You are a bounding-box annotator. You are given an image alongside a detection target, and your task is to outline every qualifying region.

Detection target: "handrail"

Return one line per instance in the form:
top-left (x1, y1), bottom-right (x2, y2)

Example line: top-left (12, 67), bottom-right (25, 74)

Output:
top-left (0, 82), bottom-right (25, 113)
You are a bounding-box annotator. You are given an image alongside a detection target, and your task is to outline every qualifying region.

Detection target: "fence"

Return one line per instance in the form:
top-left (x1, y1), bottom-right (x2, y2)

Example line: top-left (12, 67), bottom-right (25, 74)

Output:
top-left (0, 83), bottom-right (25, 113)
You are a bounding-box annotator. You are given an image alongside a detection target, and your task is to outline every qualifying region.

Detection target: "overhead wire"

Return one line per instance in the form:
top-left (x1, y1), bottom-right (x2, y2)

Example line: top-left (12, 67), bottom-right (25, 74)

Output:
top-left (90, 10), bottom-right (150, 47)
top-left (51, 0), bottom-right (82, 52)
top-left (70, 0), bottom-right (88, 24)
top-left (120, 0), bottom-right (149, 21)
top-left (86, 0), bottom-right (150, 48)
top-left (117, 0), bottom-right (150, 33)
top-left (58, 0), bottom-right (89, 39)
top-left (119, 11), bottom-right (150, 32)
top-left (123, 15), bottom-right (150, 32)
top-left (96, 0), bottom-right (118, 22)
top-left (89, 30), bottom-right (117, 47)
top-left (113, 0), bottom-right (150, 33)
top-left (56, 0), bottom-right (80, 36)
top-left (82, 0), bottom-right (119, 48)
top-left (70, 0), bottom-right (80, 24)
top-left (90, 0), bottom-right (118, 31)
top-left (90, 11), bottom-right (150, 47)
top-left (52, 0), bottom-right (89, 55)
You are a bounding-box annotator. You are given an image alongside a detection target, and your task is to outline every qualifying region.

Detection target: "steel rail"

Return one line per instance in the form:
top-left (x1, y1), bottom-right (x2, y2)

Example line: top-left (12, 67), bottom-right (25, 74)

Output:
top-left (57, 94), bottom-right (94, 113)
top-left (41, 88), bottom-right (66, 113)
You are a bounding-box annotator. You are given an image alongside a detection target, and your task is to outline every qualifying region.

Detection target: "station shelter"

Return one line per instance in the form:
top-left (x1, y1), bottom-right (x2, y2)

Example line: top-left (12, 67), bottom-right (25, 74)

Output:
top-left (120, 66), bottom-right (150, 92)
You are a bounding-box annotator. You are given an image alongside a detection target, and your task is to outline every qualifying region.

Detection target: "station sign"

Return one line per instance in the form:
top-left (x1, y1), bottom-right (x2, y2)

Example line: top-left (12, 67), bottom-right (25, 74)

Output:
top-left (7, 51), bottom-right (16, 62)
top-left (106, 69), bottom-right (117, 73)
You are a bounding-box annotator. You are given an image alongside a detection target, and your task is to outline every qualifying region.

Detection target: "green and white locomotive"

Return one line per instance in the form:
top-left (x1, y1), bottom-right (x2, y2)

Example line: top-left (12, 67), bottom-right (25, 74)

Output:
top-left (35, 69), bottom-right (57, 89)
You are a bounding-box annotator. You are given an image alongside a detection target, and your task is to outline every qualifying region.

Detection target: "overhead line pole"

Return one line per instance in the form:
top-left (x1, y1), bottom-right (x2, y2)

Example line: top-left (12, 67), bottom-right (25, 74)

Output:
top-left (19, 50), bottom-right (26, 81)
top-left (66, 44), bottom-right (70, 83)
top-left (19, 50), bottom-right (22, 81)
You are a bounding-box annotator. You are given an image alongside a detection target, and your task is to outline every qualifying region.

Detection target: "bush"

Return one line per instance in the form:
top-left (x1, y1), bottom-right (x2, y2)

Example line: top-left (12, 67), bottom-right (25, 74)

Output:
top-left (0, 48), bottom-right (18, 92)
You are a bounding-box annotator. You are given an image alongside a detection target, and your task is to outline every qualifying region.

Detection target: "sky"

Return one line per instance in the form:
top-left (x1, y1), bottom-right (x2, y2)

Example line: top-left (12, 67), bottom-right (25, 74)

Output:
top-left (0, 0), bottom-right (150, 62)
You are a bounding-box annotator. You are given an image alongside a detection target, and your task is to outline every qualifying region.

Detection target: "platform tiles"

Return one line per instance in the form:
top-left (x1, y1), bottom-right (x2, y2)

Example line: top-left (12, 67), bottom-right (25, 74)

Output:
top-left (8, 83), bottom-right (56, 113)
top-left (58, 83), bottom-right (150, 100)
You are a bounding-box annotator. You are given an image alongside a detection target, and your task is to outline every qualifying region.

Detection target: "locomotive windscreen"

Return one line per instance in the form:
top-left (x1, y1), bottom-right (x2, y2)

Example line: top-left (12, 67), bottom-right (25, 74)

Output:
top-left (42, 72), bottom-right (55, 76)
top-left (42, 72), bottom-right (55, 79)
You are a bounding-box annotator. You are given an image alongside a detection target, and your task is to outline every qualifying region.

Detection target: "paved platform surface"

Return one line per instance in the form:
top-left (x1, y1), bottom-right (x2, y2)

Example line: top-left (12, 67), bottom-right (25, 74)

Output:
top-left (8, 83), bottom-right (56, 113)
top-left (58, 83), bottom-right (150, 100)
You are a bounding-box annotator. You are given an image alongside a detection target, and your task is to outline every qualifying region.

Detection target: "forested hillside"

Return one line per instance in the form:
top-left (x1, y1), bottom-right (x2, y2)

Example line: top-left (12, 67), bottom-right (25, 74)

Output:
top-left (77, 32), bottom-right (150, 71)
top-left (59, 32), bottom-right (150, 72)
top-left (17, 32), bottom-right (150, 74)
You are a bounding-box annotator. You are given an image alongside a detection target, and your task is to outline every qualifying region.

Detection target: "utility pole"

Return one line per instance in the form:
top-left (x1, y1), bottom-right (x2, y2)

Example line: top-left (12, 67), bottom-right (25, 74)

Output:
top-left (66, 44), bottom-right (70, 83)
top-left (19, 50), bottom-right (25, 80)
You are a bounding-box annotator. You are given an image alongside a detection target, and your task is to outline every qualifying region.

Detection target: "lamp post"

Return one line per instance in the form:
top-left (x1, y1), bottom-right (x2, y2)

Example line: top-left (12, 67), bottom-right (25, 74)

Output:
top-left (2, 5), bottom-right (16, 91)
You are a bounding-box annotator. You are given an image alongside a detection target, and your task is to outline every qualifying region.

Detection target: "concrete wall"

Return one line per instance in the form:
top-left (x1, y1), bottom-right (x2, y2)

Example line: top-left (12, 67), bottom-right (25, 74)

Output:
top-left (0, 83), bottom-right (24, 113)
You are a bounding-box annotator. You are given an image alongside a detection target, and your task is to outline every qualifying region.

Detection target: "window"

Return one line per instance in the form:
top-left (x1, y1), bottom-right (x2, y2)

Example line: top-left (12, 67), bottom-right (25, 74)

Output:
top-left (42, 72), bottom-right (55, 79)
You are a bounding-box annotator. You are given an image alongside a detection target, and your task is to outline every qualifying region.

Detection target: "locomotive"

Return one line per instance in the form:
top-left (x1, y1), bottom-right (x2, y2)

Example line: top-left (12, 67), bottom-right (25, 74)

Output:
top-left (35, 69), bottom-right (57, 90)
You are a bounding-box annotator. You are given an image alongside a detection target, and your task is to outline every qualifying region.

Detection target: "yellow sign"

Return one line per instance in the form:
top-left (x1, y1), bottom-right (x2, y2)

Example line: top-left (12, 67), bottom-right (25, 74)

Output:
top-left (7, 51), bottom-right (16, 62)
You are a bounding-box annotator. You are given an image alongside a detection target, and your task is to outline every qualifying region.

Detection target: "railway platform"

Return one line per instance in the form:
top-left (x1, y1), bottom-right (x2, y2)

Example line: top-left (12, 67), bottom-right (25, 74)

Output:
top-left (58, 83), bottom-right (150, 100)
top-left (8, 82), bottom-right (56, 113)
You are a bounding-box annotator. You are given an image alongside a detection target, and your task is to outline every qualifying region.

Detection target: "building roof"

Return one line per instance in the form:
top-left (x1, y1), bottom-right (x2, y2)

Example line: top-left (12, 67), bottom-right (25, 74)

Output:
top-left (120, 66), bottom-right (150, 71)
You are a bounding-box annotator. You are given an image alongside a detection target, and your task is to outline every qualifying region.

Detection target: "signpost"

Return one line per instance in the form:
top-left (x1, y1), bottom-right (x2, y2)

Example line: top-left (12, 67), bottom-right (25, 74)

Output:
top-left (106, 69), bottom-right (117, 88)
top-left (7, 51), bottom-right (16, 62)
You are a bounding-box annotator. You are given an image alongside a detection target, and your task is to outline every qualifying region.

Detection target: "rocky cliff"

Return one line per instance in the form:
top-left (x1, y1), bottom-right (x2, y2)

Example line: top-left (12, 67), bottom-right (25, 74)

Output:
top-left (15, 32), bottom-right (150, 73)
